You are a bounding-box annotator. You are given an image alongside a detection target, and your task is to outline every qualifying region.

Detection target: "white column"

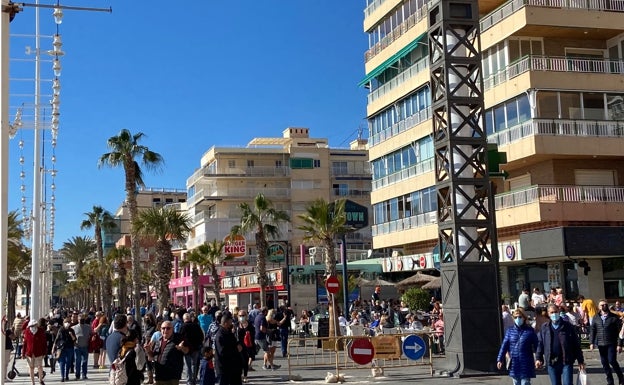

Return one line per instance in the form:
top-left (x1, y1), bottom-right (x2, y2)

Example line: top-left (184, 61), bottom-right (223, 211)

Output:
top-left (1, 0), bottom-right (11, 380)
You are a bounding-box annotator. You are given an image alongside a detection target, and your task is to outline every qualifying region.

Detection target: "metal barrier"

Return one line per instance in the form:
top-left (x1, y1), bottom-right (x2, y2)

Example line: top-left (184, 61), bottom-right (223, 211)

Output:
top-left (287, 331), bottom-right (435, 380)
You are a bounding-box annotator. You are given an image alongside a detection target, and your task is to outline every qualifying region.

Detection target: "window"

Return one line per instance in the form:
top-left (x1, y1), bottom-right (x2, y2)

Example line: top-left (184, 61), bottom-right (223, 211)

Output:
top-left (165, 198), bottom-right (173, 203)
top-left (314, 159), bottom-right (321, 168)
top-left (228, 160), bottom-right (235, 168)
top-left (247, 160), bottom-right (255, 168)
top-left (275, 160), bottom-right (282, 167)
top-left (290, 158), bottom-right (313, 169)
top-left (333, 183), bottom-right (349, 196)
top-left (207, 205), bottom-right (216, 218)
top-left (332, 161), bottom-right (348, 175)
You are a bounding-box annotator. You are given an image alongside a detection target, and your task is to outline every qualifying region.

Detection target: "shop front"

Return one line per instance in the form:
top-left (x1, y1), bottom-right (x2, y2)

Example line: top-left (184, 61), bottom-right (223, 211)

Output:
top-left (168, 275), bottom-right (214, 309)
top-left (220, 268), bottom-right (288, 311)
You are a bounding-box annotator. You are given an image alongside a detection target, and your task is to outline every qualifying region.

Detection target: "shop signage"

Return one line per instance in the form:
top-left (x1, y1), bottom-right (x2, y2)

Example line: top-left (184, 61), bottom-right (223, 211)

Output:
top-left (220, 269), bottom-right (284, 290)
top-left (267, 243), bottom-right (286, 263)
top-left (223, 234), bottom-right (246, 257)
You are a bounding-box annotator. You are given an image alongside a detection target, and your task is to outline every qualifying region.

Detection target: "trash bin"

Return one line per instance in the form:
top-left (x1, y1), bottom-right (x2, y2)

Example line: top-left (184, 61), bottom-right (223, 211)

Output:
top-left (298, 330), bottom-right (306, 346)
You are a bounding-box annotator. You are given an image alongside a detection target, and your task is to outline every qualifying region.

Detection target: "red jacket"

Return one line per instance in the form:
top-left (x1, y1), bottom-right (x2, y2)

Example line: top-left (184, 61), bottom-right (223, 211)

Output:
top-left (23, 327), bottom-right (47, 357)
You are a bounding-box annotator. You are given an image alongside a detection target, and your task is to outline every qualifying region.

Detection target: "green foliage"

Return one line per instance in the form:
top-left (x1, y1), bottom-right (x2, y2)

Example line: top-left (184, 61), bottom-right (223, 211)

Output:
top-left (401, 287), bottom-right (430, 312)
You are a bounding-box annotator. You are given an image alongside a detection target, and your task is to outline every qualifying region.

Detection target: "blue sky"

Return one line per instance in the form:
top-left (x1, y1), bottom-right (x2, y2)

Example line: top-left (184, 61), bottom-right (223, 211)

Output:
top-left (8, 1), bottom-right (370, 248)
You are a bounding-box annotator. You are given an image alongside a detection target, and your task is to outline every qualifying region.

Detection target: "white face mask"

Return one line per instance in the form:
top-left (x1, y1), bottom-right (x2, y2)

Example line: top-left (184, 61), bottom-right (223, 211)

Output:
top-left (30, 326), bottom-right (37, 333)
top-left (64, 322), bottom-right (70, 328)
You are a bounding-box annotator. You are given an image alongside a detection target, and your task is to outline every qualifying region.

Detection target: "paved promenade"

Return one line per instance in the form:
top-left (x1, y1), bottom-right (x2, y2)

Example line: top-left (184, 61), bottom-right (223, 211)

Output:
top-left (3, 348), bottom-right (613, 384)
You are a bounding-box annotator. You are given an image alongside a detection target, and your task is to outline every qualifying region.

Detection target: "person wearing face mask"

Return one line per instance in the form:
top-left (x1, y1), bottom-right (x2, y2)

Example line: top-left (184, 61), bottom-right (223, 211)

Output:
top-left (535, 304), bottom-right (585, 385)
top-left (497, 308), bottom-right (538, 385)
top-left (214, 312), bottom-right (243, 385)
top-left (235, 311), bottom-right (252, 382)
top-left (23, 318), bottom-right (47, 385)
top-left (53, 318), bottom-right (77, 382)
top-left (590, 300), bottom-right (624, 385)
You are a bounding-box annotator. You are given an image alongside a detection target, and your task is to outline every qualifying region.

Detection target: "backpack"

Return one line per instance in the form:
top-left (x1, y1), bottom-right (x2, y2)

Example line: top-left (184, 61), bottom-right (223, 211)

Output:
top-left (243, 330), bottom-right (253, 348)
top-left (135, 345), bottom-right (147, 372)
top-left (109, 354), bottom-right (128, 385)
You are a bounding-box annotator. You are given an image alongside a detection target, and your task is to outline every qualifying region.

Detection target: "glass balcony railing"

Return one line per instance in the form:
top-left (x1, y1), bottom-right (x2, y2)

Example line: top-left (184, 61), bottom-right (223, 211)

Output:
top-left (494, 184), bottom-right (624, 209)
top-left (364, 0), bottom-right (390, 17)
top-left (372, 157), bottom-right (434, 191)
top-left (481, 0), bottom-right (624, 33)
top-left (372, 210), bottom-right (437, 236)
top-left (364, 3), bottom-right (430, 62)
top-left (368, 56), bottom-right (429, 104)
top-left (484, 55), bottom-right (624, 90)
top-left (489, 118), bottom-right (624, 146)
top-left (369, 108), bottom-right (432, 147)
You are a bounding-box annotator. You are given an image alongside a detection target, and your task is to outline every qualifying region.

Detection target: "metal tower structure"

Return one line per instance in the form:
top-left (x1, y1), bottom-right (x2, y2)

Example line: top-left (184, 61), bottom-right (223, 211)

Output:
top-left (428, 0), bottom-right (502, 375)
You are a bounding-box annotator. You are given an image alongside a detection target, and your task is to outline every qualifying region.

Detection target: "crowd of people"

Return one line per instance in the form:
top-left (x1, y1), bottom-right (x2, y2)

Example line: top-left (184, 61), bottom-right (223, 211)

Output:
top-left (3, 301), bottom-right (297, 385)
top-left (498, 290), bottom-right (624, 385)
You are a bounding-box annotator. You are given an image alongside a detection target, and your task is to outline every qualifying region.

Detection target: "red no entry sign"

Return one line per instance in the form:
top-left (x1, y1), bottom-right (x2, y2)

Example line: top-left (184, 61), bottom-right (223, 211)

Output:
top-left (350, 338), bottom-right (374, 365)
top-left (325, 276), bottom-right (340, 294)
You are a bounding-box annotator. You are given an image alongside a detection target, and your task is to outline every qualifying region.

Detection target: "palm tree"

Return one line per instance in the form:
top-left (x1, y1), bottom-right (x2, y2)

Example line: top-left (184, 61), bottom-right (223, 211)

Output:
top-left (297, 198), bottom-right (351, 340)
top-left (98, 128), bottom-right (163, 322)
top-left (182, 240), bottom-right (231, 312)
top-left (6, 211), bottom-right (29, 322)
top-left (133, 207), bottom-right (191, 314)
top-left (81, 205), bottom-right (117, 311)
top-left (61, 236), bottom-right (97, 282)
top-left (230, 193), bottom-right (289, 308)
top-left (107, 246), bottom-right (131, 309)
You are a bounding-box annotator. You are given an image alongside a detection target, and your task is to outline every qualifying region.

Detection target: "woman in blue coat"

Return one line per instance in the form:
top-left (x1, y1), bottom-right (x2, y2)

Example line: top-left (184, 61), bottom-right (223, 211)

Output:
top-left (497, 308), bottom-right (539, 385)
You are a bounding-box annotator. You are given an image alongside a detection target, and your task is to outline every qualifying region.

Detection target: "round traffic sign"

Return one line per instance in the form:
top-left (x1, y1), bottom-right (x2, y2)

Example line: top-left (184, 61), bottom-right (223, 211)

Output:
top-left (402, 335), bottom-right (426, 361)
top-left (325, 276), bottom-right (340, 294)
top-left (349, 338), bottom-right (375, 365)
top-left (419, 255), bottom-right (427, 268)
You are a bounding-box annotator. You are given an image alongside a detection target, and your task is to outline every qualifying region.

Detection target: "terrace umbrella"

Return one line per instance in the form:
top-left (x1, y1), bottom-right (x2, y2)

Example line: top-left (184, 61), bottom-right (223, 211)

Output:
top-left (355, 277), bottom-right (395, 287)
top-left (421, 276), bottom-right (442, 290)
top-left (395, 272), bottom-right (436, 291)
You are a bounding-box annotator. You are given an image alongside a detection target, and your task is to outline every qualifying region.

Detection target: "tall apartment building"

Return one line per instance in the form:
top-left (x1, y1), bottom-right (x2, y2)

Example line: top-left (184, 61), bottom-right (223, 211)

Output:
top-left (362, 0), bottom-right (624, 302)
top-left (182, 127), bottom-right (372, 309)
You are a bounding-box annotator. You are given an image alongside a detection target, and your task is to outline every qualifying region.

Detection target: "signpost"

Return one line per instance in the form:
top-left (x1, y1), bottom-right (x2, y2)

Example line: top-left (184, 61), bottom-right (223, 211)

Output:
top-left (325, 276), bottom-right (340, 294)
top-left (402, 335), bottom-right (427, 361)
top-left (349, 338), bottom-right (375, 365)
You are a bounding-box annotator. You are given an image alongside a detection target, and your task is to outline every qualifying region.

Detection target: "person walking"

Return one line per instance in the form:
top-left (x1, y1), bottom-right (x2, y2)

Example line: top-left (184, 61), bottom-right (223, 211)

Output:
top-left (117, 329), bottom-right (144, 385)
top-left (590, 299), bottom-right (624, 385)
top-left (276, 305), bottom-right (291, 358)
top-left (146, 320), bottom-right (186, 385)
top-left (179, 313), bottom-right (204, 385)
top-left (72, 314), bottom-right (91, 380)
top-left (535, 304), bottom-right (585, 385)
top-left (214, 313), bottom-right (243, 385)
top-left (53, 318), bottom-right (77, 382)
top-left (497, 308), bottom-right (538, 385)
top-left (23, 319), bottom-right (47, 385)
top-left (106, 314), bottom-right (128, 366)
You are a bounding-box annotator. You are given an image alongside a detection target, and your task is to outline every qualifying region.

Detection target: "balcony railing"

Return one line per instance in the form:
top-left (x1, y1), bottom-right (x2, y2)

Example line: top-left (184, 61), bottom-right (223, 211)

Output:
top-left (370, 108), bottom-right (432, 147)
top-left (484, 55), bottom-right (624, 90)
top-left (368, 56), bottom-right (429, 104)
top-left (489, 118), bottom-right (624, 146)
top-left (372, 211), bottom-right (437, 236)
top-left (494, 184), bottom-right (624, 209)
top-left (372, 157), bottom-right (435, 191)
top-left (332, 189), bottom-right (372, 198)
top-left (481, 0), bottom-right (624, 33)
top-left (364, 3), bottom-right (430, 62)
top-left (364, 0), bottom-right (389, 17)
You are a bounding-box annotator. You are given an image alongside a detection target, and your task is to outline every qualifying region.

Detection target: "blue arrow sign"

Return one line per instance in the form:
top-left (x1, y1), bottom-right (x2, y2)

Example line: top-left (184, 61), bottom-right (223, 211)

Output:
top-left (402, 335), bottom-right (426, 360)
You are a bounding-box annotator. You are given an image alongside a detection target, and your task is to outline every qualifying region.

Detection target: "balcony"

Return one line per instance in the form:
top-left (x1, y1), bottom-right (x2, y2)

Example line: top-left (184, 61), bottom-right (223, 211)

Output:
top-left (369, 108), bottom-right (432, 147)
top-left (186, 218), bottom-right (242, 250)
top-left (484, 55), bottom-right (624, 91)
top-left (480, 0), bottom-right (624, 33)
top-left (495, 184), bottom-right (624, 226)
top-left (368, 57), bottom-right (429, 105)
top-left (187, 187), bottom-right (291, 207)
top-left (372, 211), bottom-right (437, 237)
top-left (364, 4), bottom-right (430, 63)
top-left (372, 158), bottom-right (435, 191)
top-left (332, 189), bottom-right (372, 198)
top-left (187, 166), bottom-right (290, 187)
top-left (364, 0), bottom-right (390, 18)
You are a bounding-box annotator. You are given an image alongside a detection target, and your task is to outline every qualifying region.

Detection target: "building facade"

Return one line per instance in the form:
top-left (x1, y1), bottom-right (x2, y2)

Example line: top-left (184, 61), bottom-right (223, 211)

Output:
top-left (181, 127), bottom-right (373, 310)
top-left (362, 0), bottom-right (624, 303)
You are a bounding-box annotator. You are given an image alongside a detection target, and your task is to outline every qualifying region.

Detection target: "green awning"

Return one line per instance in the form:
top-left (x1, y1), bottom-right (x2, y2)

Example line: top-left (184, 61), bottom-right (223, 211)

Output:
top-left (358, 32), bottom-right (428, 87)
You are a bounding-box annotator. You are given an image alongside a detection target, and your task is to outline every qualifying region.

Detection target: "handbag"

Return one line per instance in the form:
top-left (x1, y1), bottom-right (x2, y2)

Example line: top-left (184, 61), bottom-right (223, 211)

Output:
top-left (54, 348), bottom-right (62, 359)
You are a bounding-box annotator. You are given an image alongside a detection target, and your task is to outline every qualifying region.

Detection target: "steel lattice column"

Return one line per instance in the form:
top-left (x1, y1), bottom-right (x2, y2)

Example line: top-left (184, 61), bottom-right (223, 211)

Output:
top-left (428, 0), bottom-right (502, 375)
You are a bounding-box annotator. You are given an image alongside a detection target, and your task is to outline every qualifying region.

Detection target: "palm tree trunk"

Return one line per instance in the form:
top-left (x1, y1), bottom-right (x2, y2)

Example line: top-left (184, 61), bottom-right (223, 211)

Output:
top-left (192, 267), bottom-right (199, 313)
top-left (211, 264), bottom-right (220, 307)
top-left (256, 232), bottom-right (268, 308)
top-left (156, 242), bottom-right (173, 314)
top-left (126, 173), bottom-right (142, 325)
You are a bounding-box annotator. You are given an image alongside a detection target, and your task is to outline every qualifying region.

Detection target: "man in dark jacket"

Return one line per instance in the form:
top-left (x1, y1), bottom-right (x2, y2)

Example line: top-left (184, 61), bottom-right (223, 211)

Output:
top-left (147, 320), bottom-right (186, 385)
top-left (536, 304), bottom-right (585, 385)
top-left (180, 313), bottom-right (204, 385)
top-left (214, 313), bottom-right (243, 385)
top-left (590, 299), bottom-right (624, 385)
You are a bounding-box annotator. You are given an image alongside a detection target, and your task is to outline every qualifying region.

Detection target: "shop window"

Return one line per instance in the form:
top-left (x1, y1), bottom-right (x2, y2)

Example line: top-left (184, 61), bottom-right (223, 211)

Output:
top-left (602, 258), bottom-right (624, 298)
